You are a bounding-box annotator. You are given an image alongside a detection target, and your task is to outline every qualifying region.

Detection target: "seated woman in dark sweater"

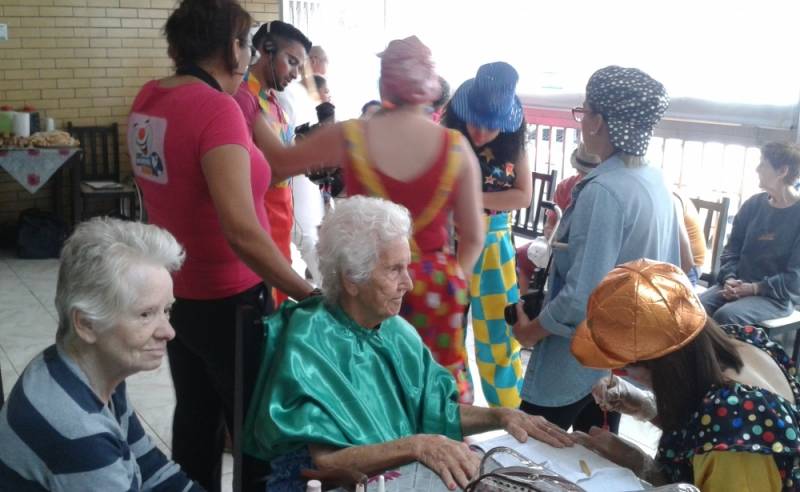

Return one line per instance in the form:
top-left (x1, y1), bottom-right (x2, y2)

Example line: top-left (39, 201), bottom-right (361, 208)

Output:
top-left (700, 141), bottom-right (800, 325)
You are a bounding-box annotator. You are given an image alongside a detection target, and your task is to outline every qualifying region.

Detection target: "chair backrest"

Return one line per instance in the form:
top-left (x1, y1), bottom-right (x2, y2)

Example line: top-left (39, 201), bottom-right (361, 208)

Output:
top-left (690, 196), bottom-right (731, 284)
top-left (234, 304), bottom-right (261, 492)
top-left (67, 122), bottom-right (121, 181)
top-left (512, 170), bottom-right (558, 239)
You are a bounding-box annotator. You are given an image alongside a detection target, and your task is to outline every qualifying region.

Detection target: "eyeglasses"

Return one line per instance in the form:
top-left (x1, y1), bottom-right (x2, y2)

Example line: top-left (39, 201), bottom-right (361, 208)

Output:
top-left (571, 106), bottom-right (588, 123)
top-left (572, 106), bottom-right (604, 123)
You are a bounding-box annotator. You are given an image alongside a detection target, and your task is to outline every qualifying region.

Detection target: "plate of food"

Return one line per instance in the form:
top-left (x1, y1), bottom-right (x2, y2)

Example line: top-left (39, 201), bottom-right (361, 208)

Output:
top-left (0, 135), bottom-right (33, 149)
top-left (30, 131), bottom-right (80, 148)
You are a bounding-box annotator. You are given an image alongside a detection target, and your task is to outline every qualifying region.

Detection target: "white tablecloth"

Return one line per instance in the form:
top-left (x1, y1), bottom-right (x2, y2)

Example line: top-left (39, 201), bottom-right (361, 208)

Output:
top-left (0, 148), bottom-right (78, 193)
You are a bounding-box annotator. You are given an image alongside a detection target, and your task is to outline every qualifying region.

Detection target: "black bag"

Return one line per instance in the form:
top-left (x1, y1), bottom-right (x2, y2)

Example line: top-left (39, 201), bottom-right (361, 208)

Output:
top-left (16, 208), bottom-right (67, 259)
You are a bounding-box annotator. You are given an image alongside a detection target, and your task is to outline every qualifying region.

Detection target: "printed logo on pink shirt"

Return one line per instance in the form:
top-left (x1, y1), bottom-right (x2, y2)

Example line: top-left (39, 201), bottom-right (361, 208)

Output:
top-left (128, 112), bottom-right (167, 184)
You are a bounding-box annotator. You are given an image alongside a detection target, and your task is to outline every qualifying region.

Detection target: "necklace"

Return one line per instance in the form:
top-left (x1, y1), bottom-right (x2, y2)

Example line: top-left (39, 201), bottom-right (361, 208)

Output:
top-left (175, 64), bottom-right (222, 92)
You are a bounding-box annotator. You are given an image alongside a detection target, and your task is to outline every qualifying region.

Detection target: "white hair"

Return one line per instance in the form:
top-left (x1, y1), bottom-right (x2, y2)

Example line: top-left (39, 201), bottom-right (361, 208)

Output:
top-left (55, 217), bottom-right (185, 345)
top-left (317, 196), bottom-right (411, 304)
top-left (619, 152), bottom-right (645, 168)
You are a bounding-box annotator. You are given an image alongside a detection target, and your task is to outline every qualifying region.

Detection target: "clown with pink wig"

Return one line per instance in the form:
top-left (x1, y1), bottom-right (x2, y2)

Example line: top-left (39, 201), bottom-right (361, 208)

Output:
top-left (254, 36), bottom-right (487, 404)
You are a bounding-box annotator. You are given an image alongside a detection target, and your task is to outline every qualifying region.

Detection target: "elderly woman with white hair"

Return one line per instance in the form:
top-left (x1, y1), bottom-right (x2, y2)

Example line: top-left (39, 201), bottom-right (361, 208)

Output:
top-left (0, 218), bottom-right (201, 491)
top-left (242, 196), bottom-right (573, 491)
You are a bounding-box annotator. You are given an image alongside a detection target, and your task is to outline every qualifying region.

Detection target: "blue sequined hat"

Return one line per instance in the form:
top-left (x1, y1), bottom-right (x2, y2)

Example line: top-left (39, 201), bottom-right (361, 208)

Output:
top-left (450, 62), bottom-right (524, 132)
top-left (586, 66), bottom-right (669, 156)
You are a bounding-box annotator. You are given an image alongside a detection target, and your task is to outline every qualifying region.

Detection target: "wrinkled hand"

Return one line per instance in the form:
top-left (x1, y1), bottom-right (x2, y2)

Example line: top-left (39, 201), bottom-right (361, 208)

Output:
top-left (571, 426), bottom-right (651, 476)
top-left (511, 306), bottom-right (549, 347)
top-left (731, 282), bottom-right (757, 299)
top-left (722, 278), bottom-right (757, 300)
top-left (722, 278), bottom-right (742, 300)
top-left (413, 434), bottom-right (481, 490)
top-left (591, 376), bottom-right (657, 421)
top-left (498, 408), bottom-right (574, 448)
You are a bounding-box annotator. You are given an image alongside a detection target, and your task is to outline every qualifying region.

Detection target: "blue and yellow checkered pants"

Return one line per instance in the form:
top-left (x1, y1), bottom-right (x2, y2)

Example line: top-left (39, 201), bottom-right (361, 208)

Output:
top-left (470, 213), bottom-right (523, 408)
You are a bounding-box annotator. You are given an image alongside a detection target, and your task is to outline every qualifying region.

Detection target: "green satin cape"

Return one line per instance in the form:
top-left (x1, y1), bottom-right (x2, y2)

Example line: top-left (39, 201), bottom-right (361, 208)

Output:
top-left (243, 296), bottom-right (463, 461)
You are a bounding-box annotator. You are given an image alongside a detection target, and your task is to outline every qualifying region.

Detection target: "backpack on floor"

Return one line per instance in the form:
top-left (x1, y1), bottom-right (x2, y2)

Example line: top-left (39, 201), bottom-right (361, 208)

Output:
top-left (16, 208), bottom-right (67, 259)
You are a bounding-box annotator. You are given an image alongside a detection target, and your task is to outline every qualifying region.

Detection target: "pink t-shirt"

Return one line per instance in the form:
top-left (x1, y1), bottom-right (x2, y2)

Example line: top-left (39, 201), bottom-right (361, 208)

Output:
top-left (233, 82), bottom-right (261, 135)
top-left (128, 80), bottom-right (271, 300)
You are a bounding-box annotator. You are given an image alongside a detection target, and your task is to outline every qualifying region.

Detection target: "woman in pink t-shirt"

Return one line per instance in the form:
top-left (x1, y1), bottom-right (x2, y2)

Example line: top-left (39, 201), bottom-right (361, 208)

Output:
top-left (127, 1), bottom-right (313, 491)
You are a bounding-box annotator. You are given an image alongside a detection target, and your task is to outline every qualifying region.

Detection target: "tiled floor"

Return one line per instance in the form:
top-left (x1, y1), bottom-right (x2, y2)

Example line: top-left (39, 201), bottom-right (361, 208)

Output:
top-left (0, 248), bottom-right (660, 491)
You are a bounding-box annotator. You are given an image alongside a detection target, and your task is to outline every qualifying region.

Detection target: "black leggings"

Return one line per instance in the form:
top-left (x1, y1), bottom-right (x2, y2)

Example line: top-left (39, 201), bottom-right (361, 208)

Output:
top-left (520, 394), bottom-right (621, 434)
top-left (167, 283), bottom-right (272, 492)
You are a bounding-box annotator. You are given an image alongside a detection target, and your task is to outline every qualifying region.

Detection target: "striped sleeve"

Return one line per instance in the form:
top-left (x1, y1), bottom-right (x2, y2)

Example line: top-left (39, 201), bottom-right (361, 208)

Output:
top-left (129, 415), bottom-right (201, 491)
top-left (0, 347), bottom-right (203, 491)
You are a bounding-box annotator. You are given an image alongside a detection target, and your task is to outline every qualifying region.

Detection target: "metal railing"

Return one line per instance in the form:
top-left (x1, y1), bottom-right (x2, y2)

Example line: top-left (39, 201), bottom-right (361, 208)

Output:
top-left (523, 106), bottom-right (796, 214)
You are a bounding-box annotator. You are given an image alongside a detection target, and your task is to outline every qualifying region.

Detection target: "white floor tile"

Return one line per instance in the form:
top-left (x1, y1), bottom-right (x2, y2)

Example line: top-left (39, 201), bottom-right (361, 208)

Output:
top-left (1, 345), bottom-right (19, 402)
top-left (127, 361), bottom-right (176, 448)
top-left (5, 258), bottom-right (60, 281)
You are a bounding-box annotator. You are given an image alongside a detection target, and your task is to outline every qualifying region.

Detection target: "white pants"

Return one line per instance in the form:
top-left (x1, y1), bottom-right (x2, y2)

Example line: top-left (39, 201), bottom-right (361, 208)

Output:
top-left (291, 175), bottom-right (324, 284)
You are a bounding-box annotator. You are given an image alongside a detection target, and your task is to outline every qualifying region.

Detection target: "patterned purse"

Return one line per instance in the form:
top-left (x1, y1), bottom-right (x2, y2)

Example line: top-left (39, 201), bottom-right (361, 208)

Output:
top-left (464, 447), bottom-right (585, 492)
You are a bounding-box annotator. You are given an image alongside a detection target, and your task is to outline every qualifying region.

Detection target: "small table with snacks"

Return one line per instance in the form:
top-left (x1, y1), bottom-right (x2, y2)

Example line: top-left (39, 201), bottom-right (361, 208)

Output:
top-left (0, 131), bottom-right (82, 226)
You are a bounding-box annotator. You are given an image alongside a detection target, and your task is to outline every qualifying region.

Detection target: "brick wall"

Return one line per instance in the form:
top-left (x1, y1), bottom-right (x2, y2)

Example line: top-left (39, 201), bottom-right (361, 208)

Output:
top-left (0, 0), bottom-right (280, 225)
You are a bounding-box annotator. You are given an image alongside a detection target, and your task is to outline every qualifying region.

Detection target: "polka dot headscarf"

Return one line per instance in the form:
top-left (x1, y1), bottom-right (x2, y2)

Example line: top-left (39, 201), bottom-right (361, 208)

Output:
top-left (586, 66), bottom-right (669, 156)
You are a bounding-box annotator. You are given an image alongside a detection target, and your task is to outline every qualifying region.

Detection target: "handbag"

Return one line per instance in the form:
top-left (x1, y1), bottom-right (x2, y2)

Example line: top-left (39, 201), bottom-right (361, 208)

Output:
top-left (464, 447), bottom-right (584, 492)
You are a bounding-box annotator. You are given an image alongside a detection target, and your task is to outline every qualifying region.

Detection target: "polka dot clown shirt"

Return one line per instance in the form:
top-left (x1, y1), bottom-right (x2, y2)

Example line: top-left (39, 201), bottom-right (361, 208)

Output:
top-left (658, 325), bottom-right (800, 491)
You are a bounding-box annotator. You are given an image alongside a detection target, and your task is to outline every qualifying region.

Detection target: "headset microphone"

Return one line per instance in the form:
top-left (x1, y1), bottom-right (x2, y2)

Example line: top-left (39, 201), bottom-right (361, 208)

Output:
top-left (258, 21), bottom-right (280, 89)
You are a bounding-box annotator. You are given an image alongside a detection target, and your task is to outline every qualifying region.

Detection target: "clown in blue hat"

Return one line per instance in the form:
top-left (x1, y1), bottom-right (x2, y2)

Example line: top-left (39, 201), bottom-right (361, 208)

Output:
top-left (442, 61), bottom-right (532, 409)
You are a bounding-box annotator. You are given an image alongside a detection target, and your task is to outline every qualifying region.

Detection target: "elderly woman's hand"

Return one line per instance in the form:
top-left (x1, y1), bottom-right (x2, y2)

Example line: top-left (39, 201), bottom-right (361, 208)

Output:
top-left (412, 434), bottom-right (481, 490)
top-left (722, 278), bottom-right (742, 300)
top-left (731, 282), bottom-right (758, 299)
top-left (497, 408), bottom-right (574, 448)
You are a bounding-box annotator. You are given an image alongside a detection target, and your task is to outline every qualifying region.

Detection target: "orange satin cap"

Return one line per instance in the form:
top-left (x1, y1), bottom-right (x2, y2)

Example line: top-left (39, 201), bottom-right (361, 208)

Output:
top-left (571, 259), bottom-right (707, 369)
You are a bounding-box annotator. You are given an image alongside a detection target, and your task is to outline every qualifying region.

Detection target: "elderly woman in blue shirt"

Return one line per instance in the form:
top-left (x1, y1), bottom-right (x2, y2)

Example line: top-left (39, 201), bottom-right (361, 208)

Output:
top-left (512, 66), bottom-right (682, 433)
top-left (0, 218), bottom-right (201, 491)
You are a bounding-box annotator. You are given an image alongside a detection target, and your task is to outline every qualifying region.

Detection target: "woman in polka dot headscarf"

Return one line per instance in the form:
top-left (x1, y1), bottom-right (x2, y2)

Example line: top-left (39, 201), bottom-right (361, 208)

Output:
top-left (512, 66), bottom-right (683, 435)
top-left (570, 259), bottom-right (800, 491)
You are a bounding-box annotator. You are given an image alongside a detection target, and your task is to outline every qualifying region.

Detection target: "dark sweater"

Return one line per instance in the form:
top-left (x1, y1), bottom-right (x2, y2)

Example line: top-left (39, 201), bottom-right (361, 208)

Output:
top-left (717, 192), bottom-right (800, 305)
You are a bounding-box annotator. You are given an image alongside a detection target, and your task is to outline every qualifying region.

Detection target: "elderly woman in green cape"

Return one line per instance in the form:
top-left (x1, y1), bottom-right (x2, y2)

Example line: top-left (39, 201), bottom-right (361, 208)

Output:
top-left (243, 196), bottom-right (573, 491)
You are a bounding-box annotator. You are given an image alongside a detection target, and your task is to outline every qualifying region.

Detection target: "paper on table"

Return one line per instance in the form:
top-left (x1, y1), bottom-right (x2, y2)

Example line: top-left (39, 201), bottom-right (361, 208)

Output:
top-left (84, 180), bottom-right (124, 190)
top-left (475, 433), bottom-right (644, 492)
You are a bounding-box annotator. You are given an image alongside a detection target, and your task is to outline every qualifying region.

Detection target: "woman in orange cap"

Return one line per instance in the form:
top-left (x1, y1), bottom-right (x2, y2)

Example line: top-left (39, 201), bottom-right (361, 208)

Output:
top-left (571, 258), bottom-right (800, 491)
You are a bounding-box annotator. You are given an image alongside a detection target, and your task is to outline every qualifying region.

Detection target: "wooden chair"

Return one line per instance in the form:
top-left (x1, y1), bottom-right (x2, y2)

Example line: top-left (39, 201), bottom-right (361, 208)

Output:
top-left (233, 304), bottom-right (258, 492)
top-left (690, 196), bottom-right (731, 286)
top-left (66, 122), bottom-right (139, 222)
top-left (512, 170), bottom-right (558, 239)
top-left (234, 302), bottom-right (271, 491)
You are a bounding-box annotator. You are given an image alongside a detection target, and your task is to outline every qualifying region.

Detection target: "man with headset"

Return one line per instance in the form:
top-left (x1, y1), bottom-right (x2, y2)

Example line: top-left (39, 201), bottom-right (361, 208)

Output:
top-left (233, 21), bottom-right (312, 307)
